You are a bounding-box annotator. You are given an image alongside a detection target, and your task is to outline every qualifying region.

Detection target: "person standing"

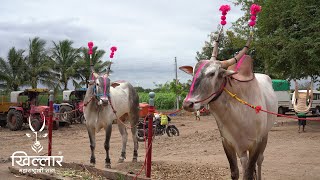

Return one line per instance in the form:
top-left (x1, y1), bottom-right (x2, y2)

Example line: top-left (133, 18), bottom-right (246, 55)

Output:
top-left (297, 113), bottom-right (307, 133)
top-left (195, 110), bottom-right (200, 121)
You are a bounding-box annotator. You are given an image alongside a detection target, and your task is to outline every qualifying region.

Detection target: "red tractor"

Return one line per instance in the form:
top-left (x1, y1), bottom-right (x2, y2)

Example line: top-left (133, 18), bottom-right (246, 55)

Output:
top-left (57, 88), bottom-right (87, 125)
top-left (6, 89), bottom-right (59, 131)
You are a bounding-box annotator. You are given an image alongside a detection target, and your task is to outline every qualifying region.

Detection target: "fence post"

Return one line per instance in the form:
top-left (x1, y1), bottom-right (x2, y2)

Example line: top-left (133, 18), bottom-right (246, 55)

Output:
top-left (48, 90), bottom-right (54, 156)
top-left (146, 92), bottom-right (155, 178)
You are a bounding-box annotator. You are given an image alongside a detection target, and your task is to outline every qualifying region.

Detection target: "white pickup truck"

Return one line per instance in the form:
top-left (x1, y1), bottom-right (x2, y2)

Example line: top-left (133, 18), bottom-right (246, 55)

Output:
top-left (272, 79), bottom-right (292, 114)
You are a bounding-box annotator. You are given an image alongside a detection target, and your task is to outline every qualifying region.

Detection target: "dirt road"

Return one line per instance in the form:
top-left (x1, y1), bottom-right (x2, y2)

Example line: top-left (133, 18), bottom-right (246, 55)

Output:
top-left (1, 114), bottom-right (320, 179)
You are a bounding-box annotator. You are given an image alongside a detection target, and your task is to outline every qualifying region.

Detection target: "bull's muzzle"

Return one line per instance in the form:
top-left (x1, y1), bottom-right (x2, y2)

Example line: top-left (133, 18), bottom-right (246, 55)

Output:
top-left (98, 97), bottom-right (109, 106)
top-left (183, 100), bottom-right (195, 112)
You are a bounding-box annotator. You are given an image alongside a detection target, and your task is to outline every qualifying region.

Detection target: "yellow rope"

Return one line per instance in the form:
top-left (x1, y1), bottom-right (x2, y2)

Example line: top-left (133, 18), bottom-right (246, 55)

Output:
top-left (223, 88), bottom-right (255, 109)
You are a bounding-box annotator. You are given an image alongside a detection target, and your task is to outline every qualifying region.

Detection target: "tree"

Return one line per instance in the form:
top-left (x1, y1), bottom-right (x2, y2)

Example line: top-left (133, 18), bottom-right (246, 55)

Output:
top-left (75, 47), bottom-right (109, 87)
top-left (233, 0), bottom-right (320, 82)
top-left (256, 0), bottom-right (320, 80)
top-left (0, 47), bottom-right (27, 91)
top-left (25, 37), bottom-right (57, 88)
top-left (51, 40), bottom-right (81, 90)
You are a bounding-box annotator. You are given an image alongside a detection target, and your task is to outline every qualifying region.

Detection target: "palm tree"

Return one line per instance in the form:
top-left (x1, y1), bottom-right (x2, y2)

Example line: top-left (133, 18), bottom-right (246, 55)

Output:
top-left (0, 47), bottom-right (27, 91)
top-left (25, 37), bottom-right (58, 88)
top-left (75, 46), bottom-right (109, 87)
top-left (51, 40), bottom-right (81, 90)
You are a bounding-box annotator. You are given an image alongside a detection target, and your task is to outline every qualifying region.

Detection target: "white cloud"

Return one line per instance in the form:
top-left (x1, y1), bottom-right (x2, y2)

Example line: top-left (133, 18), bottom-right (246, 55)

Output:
top-left (0, 0), bottom-right (245, 88)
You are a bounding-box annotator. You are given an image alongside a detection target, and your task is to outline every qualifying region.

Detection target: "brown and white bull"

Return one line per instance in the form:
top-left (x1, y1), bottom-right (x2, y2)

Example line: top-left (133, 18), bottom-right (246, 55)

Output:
top-left (180, 35), bottom-right (277, 179)
top-left (83, 72), bottom-right (139, 168)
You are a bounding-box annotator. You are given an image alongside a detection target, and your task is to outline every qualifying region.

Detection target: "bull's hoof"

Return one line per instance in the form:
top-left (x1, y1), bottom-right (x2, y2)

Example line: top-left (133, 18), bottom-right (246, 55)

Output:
top-left (118, 158), bottom-right (125, 163)
top-left (105, 163), bottom-right (111, 169)
top-left (132, 158), bottom-right (137, 163)
top-left (90, 163), bottom-right (95, 167)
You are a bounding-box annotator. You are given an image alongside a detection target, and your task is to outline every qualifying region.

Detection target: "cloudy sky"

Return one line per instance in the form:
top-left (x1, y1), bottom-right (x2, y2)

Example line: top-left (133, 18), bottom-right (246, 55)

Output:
top-left (0, 0), bottom-right (244, 89)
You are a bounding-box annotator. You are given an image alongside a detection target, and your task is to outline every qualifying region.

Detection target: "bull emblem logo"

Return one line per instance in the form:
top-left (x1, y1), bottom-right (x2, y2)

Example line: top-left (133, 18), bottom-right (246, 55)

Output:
top-left (25, 114), bottom-right (47, 154)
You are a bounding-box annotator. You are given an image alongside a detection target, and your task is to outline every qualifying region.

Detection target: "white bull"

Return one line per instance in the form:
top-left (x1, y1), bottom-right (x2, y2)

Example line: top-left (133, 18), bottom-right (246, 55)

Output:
top-left (83, 73), bottom-right (139, 168)
top-left (180, 35), bottom-right (277, 180)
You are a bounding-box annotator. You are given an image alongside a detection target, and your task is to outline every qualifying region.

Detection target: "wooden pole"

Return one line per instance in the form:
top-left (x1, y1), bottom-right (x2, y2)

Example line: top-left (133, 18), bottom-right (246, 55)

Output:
top-left (48, 90), bottom-right (54, 156)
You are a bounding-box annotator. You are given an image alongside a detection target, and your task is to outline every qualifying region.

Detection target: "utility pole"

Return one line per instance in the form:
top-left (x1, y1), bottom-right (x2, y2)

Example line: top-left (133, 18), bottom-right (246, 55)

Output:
top-left (175, 57), bottom-right (179, 110)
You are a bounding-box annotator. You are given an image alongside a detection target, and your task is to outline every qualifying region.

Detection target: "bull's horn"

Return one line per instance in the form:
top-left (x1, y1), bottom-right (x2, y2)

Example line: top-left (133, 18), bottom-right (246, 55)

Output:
top-left (210, 27), bottom-right (223, 61)
top-left (221, 34), bottom-right (253, 69)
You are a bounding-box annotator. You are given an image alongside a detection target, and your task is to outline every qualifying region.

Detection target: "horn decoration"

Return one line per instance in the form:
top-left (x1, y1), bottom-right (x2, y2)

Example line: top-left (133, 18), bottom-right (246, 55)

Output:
top-left (249, 4), bottom-right (262, 27)
top-left (219, 5), bottom-right (231, 26)
top-left (106, 46), bottom-right (117, 76)
top-left (220, 3), bottom-right (262, 69)
top-left (210, 5), bottom-right (231, 61)
top-left (88, 41), bottom-right (94, 73)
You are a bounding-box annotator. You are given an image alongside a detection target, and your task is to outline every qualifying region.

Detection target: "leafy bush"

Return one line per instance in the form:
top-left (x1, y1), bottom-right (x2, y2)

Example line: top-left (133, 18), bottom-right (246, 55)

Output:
top-left (139, 92), bottom-right (181, 110)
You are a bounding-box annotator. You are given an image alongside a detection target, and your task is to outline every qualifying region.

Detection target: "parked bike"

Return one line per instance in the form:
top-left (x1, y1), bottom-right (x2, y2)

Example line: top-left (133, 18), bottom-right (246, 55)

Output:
top-left (136, 114), bottom-right (179, 142)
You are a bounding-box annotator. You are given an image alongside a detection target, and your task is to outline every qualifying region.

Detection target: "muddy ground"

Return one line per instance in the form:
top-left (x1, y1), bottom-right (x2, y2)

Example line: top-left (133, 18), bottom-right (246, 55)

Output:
top-left (0, 113), bottom-right (320, 179)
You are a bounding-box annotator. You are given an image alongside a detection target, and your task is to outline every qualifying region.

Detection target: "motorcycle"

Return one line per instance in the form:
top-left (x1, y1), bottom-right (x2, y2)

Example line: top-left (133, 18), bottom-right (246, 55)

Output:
top-left (136, 115), bottom-right (179, 142)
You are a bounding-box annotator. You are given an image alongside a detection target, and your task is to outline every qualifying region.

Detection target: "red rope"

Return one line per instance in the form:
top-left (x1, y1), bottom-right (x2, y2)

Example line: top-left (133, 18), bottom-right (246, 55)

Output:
top-left (162, 107), bottom-right (183, 116)
top-left (224, 88), bottom-right (320, 121)
top-left (259, 108), bottom-right (320, 121)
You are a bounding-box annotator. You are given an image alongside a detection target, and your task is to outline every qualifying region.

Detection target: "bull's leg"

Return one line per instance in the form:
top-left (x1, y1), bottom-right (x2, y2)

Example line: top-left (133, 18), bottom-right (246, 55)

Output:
top-left (117, 118), bottom-right (128, 163)
top-left (87, 126), bottom-right (96, 166)
top-left (244, 135), bottom-right (268, 180)
top-left (222, 139), bottom-right (239, 180)
top-left (129, 112), bottom-right (139, 162)
top-left (239, 152), bottom-right (248, 177)
top-left (257, 135), bottom-right (268, 180)
top-left (105, 124), bottom-right (113, 168)
top-left (130, 125), bottom-right (139, 162)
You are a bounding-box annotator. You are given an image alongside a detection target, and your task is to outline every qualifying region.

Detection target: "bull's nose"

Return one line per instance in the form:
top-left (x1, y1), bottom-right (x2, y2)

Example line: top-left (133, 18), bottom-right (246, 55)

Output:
top-left (183, 100), bottom-right (194, 111)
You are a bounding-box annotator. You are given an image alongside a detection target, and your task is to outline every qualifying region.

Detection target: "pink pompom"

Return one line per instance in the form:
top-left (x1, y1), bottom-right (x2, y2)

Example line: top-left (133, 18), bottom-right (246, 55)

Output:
top-left (88, 42), bottom-right (93, 48)
top-left (221, 15), bottom-right (226, 20)
top-left (222, 11), bottom-right (227, 15)
top-left (249, 21), bottom-right (256, 27)
top-left (221, 20), bottom-right (227, 25)
top-left (110, 54), bottom-right (114, 58)
top-left (250, 16), bottom-right (256, 21)
top-left (250, 4), bottom-right (261, 15)
top-left (219, 5), bottom-right (231, 13)
top-left (110, 46), bottom-right (117, 52)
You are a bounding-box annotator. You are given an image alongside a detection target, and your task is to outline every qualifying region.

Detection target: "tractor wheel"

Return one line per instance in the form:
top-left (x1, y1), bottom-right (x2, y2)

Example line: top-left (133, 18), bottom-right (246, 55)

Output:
top-left (59, 106), bottom-right (73, 124)
top-left (30, 118), bottom-right (42, 131)
top-left (0, 121), bottom-right (7, 127)
top-left (7, 109), bottom-right (24, 131)
top-left (53, 121), bottom-right (59, 130)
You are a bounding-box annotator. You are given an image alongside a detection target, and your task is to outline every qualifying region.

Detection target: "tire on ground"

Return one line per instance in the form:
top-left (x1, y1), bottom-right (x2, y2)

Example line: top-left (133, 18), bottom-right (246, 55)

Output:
top-left (59, 106), bottom-right (73, 124)
top-left (7, 109), bottom-right (24, 131)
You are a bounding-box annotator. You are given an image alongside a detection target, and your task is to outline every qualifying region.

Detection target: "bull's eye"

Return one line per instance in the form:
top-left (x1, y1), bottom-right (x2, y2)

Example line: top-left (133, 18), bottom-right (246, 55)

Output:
top-left (209, 72), bottom-right (215, 77)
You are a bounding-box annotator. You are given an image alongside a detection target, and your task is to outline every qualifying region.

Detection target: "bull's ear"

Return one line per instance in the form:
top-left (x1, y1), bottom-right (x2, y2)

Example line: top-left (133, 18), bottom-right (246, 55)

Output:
top-left (219, 68), bottom-right (237, 77)
top-left (88, 80), bottom-right (95, 85)
top-left (111, 82), bottom-right (120, 88)
top-left (179, 66), bottom-right (193, 75)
